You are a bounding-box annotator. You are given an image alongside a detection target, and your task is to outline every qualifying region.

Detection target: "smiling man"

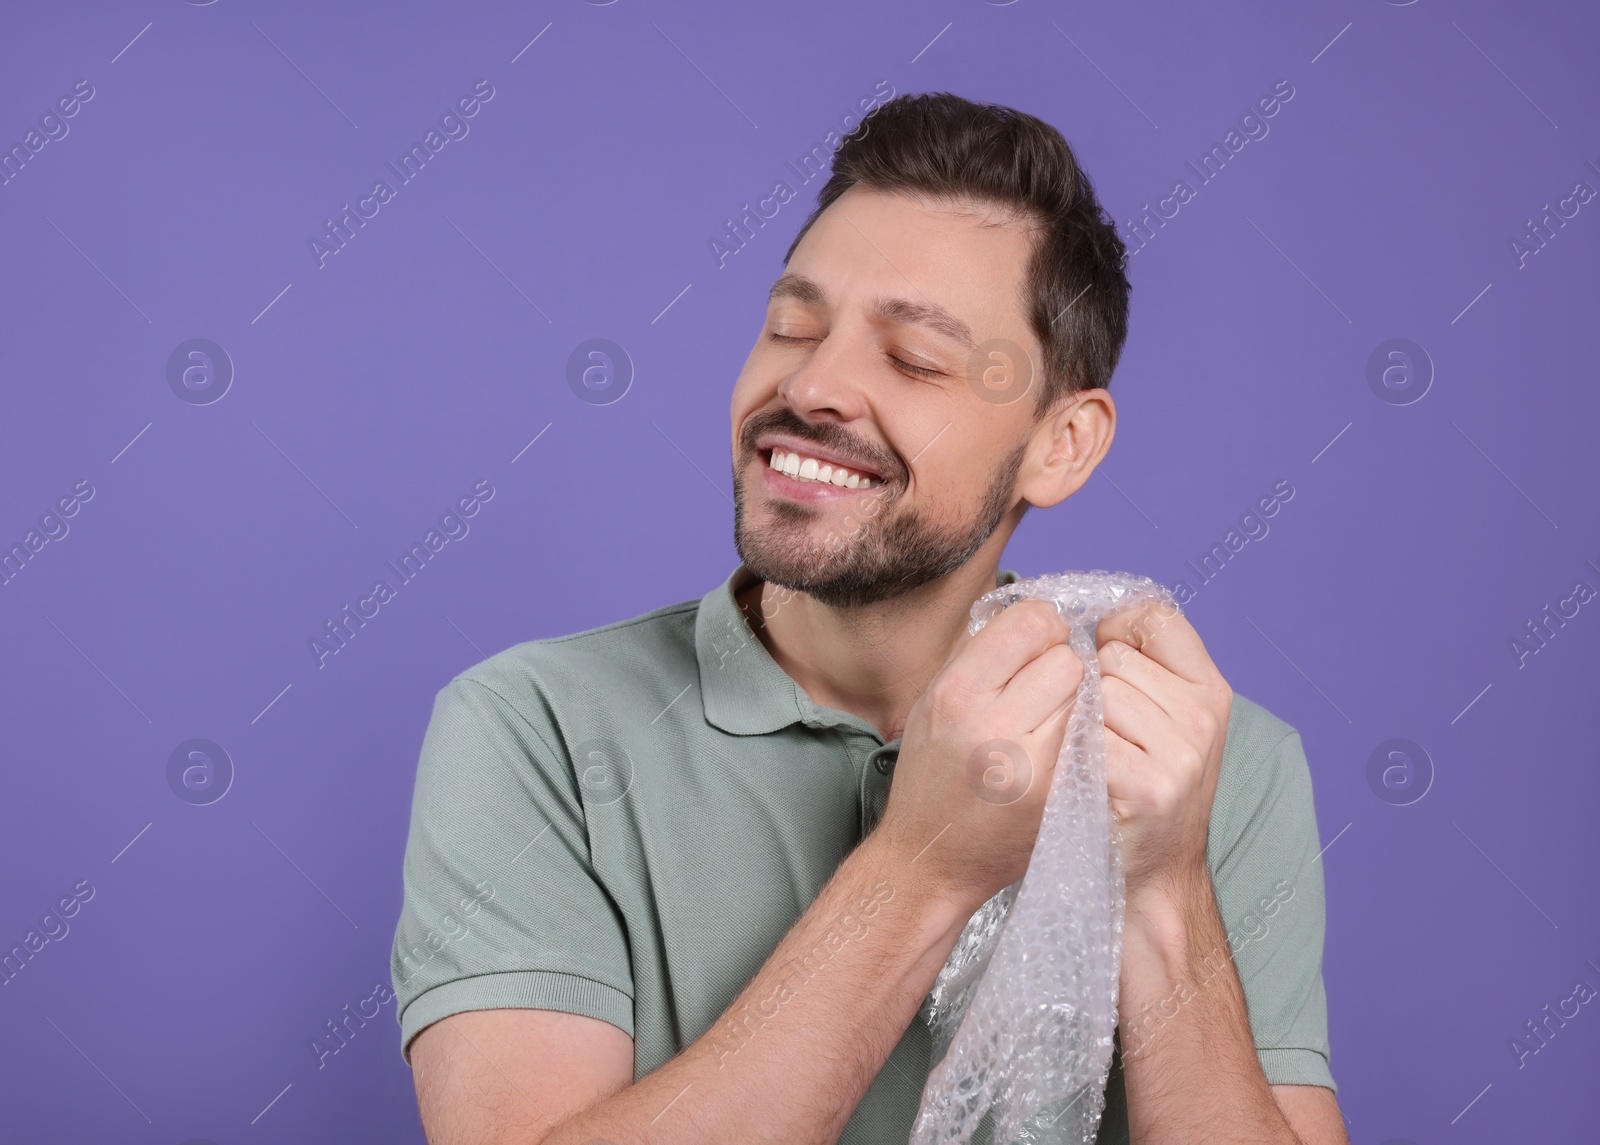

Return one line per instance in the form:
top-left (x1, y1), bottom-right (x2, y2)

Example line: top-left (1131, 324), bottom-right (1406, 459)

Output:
top-left (392, 92), bottom-right (1345, 1144)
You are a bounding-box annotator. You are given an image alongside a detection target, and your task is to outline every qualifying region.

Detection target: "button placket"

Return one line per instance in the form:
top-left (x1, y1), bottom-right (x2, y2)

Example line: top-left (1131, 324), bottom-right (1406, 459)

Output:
top-left (859, 746), bottom-right (898, 835)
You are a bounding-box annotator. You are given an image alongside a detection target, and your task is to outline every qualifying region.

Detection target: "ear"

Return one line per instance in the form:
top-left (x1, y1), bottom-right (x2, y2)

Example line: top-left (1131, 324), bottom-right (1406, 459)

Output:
top-left (1014, 388), bottom-right (1116, 510)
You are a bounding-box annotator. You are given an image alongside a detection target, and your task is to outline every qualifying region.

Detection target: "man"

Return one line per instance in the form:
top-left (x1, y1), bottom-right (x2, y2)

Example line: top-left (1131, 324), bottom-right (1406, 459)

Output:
top-left (392, 92), bottom-right (1346, 1144)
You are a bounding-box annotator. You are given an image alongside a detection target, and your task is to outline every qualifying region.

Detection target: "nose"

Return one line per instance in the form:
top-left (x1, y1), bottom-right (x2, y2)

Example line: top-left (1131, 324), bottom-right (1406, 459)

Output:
top-left (775, 329), bottom-right (870, 424)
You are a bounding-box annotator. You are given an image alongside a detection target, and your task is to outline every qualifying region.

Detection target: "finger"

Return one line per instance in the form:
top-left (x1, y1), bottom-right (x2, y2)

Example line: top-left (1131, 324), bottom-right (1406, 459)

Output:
top-left (1103, 723), bottom-right (1144, 811)
top-left (957, 598), bottom-right (1072, 695)
top-left (1098, 640), bottom-right (1187, 725)
top-left (1094, 597), bottom-right (1216, 686)
top-left (1100, 674), bottom-right (1186, 760)
top-left (1001, 641), bottom-right (1086, 734)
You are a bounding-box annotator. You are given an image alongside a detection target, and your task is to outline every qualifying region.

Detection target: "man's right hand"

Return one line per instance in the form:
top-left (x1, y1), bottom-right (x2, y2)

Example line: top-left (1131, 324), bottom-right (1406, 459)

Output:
top-left (873, 598), bottom-right (1085, 915)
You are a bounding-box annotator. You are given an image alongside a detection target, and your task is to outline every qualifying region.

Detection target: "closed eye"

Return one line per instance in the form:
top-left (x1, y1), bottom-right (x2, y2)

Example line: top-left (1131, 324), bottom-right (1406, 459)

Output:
top-left (767, 332), bottom-right (942, 378)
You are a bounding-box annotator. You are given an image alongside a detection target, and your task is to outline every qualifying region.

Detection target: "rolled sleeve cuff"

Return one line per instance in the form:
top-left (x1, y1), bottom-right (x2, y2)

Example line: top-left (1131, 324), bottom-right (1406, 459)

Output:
top-left (1257, 1046), bottom-right (1336, 1094)
top-left (398, 970), bottom-right (635, 1062)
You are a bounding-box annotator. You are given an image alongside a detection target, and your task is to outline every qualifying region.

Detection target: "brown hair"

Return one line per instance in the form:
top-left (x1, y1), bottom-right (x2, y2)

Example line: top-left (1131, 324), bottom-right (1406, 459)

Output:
top-left (782, 92), bottom-right (1130, 417)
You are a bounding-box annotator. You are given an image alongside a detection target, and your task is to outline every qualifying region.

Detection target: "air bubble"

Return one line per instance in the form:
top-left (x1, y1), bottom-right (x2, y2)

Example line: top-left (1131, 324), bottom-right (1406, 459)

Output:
top-left (913, 571), bottom-right (1179, 1145)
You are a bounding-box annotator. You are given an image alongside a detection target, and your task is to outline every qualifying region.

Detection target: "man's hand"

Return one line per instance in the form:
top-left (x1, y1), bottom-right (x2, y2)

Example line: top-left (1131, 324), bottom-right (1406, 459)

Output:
top-left (1094, 598), bottom-right (1233, 897)
top-left (874, 598), bottom-right (1085, 914)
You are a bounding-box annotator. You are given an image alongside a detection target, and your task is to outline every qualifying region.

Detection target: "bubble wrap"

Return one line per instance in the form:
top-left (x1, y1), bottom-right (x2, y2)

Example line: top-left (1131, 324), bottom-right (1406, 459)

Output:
top-left (910, 570), bottom-right (1179, 1145)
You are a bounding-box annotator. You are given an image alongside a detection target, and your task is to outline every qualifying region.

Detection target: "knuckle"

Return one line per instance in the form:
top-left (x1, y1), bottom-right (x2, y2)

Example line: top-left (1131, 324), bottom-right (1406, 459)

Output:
top-left (929, 671), bottom-right (971, 709)
top-left (1016, 603), bottom-right (1058, 642)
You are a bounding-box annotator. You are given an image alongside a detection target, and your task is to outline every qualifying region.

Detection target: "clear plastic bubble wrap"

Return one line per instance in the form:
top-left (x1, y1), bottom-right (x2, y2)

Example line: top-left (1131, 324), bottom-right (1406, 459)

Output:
top-left (910, 570), bottom-right (1179, 1145)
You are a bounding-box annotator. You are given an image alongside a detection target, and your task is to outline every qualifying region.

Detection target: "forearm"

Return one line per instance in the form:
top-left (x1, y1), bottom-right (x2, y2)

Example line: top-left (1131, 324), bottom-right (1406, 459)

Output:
top-left (1117, 866), bottom-right (1300, 1145)
top-left (543, 832), bottom-right (970, 1145)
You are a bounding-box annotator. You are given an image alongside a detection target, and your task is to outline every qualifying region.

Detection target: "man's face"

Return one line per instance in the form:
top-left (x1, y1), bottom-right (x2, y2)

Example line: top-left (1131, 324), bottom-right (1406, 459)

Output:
top-left (730, 185), bottom-right (1044, 608)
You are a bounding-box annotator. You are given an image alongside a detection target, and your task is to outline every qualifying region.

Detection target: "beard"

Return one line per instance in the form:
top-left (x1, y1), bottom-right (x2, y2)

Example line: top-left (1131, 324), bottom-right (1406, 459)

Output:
top-left (731, 411), bottom-right (1029, 609)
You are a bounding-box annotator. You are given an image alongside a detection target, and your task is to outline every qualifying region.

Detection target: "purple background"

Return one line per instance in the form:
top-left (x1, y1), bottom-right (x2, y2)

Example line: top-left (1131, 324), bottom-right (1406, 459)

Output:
top-left (2, 1), bottom-right (1596, 1141)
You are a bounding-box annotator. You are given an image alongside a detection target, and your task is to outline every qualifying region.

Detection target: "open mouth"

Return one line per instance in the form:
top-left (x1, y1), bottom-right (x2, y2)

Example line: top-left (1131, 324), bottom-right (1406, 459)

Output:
top-left (764, 447), bottom-right (885, 489)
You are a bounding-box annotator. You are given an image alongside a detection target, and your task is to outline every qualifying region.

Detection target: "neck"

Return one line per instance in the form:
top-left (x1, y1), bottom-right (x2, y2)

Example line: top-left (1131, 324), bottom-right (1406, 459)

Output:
top-left (735, 540), bottom-right (1011, 742)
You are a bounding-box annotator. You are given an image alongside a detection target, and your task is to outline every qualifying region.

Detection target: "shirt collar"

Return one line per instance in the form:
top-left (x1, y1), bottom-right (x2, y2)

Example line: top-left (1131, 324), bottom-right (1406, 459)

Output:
top-left (694, 562), bottom-right (1021, 740)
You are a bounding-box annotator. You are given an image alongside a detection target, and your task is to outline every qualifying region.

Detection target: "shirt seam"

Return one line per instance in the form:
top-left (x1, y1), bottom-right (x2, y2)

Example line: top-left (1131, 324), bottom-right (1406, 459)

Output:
top-left (450, 674), bottom-right (567, 767)
top-left (399, 966), bottom-right (635, 1017)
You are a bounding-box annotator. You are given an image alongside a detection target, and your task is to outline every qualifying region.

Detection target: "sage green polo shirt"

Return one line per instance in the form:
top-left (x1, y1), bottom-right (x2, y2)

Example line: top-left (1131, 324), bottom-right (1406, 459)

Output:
top-left (391, 563), bottom-right (1336, 1143)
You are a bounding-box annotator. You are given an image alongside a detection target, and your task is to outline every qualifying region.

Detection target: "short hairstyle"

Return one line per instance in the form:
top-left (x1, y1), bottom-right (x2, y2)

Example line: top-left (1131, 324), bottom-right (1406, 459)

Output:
top-left (783, 92), bottom-right (1131, 418)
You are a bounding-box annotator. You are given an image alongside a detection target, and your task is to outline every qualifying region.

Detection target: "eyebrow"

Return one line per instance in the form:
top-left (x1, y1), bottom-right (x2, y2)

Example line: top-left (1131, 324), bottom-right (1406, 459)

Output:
top-left (767, 272), bottom-right (976, 351)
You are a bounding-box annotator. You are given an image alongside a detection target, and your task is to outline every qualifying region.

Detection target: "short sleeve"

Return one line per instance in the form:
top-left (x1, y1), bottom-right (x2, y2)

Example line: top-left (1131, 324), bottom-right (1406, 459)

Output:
top-left (390, 673), bottom-right (635, 1061)
top-left (1206, 711), bottom-right (1337, 1093)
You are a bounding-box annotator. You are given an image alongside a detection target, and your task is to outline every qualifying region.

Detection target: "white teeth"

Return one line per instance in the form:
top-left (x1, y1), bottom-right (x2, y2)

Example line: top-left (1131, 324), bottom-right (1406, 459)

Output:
top-left (767, 449), bottom-right (880, 488)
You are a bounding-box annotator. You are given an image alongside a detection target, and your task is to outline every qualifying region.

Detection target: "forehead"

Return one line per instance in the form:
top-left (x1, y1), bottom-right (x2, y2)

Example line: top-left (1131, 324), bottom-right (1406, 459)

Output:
top-left (781, 186), bottom-right (1037, 335)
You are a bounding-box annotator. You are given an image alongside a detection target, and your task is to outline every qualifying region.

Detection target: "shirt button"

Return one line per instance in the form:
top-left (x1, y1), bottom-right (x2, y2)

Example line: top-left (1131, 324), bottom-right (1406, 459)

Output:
top-left (873, 753), bottom-right (895, 775)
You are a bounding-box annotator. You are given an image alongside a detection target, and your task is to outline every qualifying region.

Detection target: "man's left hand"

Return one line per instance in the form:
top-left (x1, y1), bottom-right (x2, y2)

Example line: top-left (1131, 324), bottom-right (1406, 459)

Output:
top-left (1094, 599), bottom-right (1233, 898)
